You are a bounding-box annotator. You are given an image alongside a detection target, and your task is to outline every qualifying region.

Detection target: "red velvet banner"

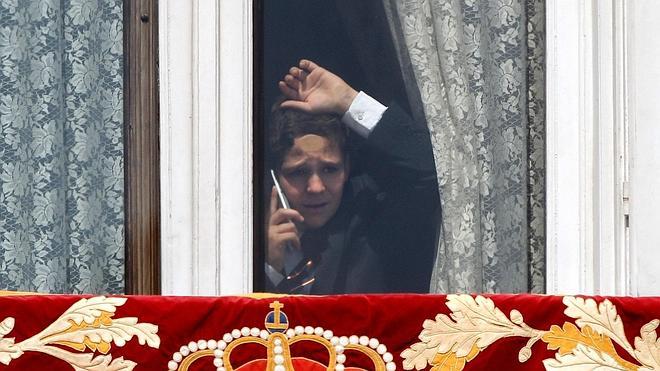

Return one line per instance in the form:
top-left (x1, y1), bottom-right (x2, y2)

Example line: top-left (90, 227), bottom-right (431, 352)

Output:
top-left (0, 293), bottom-right (658, 370)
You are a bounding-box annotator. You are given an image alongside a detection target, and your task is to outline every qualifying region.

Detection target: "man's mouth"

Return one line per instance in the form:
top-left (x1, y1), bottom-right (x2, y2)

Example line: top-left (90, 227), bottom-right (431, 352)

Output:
top-left (302, 202), bottom-right (328, 210)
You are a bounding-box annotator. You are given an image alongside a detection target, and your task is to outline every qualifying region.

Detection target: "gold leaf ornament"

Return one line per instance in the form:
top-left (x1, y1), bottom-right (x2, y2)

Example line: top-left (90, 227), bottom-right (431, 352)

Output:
top-left (542, 323), bottom-right (638, 370)
top-left (0, 317), bottom-right (14, 337)
top-left (401, 295), bottom-right (544, 370)
top-left (634, 319), bottom-right (660, 370)
top-left (424, 295), bottom-right (529, 356)
top-left (401, 341), bottom-right (441, 370)
top-left (0, 317), bottom-right (22, 365)
top-left (562, 296), bottom-right (634, 356)
top-left (430, 344), bottom-right (479, 371)
top-left (404, 295), bottom-right (660, 371)
top-left (0, 296), bottom-right (158, 370)
top-left (543, 343), bottom-right (626, 370)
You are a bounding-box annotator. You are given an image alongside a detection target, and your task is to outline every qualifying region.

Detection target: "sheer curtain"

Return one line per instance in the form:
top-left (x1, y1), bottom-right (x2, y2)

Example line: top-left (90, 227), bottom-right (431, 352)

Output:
top-left (383, 0), bottom-right (545, 293)
top-left (0, 1), bottom-right (124, 293)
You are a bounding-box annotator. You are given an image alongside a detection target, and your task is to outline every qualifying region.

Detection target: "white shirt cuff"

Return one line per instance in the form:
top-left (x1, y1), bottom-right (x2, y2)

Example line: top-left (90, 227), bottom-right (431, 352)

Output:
top-left (341, 91), bottom-right (387, 138)
top-left (265, 263), bottom-right (285, 286)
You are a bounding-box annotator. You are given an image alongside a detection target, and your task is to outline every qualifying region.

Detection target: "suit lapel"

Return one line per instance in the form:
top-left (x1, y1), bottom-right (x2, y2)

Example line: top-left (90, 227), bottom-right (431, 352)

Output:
top-left (309, 227), bottom-right (347, 294)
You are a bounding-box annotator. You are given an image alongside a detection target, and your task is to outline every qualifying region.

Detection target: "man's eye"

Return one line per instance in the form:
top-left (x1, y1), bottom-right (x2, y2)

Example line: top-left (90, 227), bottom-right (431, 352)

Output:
top-left (323, 166), bottom-right (339, 174)
top-left (289, 168), bottom-right (308, 177)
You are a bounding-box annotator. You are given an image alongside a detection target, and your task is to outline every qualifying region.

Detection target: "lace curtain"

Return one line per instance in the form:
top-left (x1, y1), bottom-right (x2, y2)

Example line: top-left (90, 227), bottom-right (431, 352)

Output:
top-left (0, 1), bottom-right (124, 293)
top-left (383, 0), bottom-right (545, 293)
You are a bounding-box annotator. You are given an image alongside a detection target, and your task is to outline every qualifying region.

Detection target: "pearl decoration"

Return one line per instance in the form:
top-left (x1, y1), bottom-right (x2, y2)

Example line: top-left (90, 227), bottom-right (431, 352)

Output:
top-left (167, 326), bottom-right (396, 371)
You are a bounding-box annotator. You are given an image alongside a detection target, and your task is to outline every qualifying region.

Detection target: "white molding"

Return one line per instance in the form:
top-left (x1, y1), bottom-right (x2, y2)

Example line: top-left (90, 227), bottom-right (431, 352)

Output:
top-left (546, 0), bottom-right (590, 295)
top-left (159, 0), bottom-right (253, 295)
top-left (217, 0), bottom-right (254, 295)
top-left (191, 0), bottom-right (221, 295)
top-left (159, 0), bottom-right (195, 295)
top-left (626, 0), bottom-right (660, 296)
top-left (546, 0), bottom-right (630, 295)
top-left (593, 0), bottom-right (629, 295)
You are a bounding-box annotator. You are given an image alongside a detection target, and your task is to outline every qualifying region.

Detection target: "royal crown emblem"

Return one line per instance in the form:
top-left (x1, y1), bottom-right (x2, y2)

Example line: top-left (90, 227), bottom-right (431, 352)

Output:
top-left (168, 301), bottom-right (396, 370)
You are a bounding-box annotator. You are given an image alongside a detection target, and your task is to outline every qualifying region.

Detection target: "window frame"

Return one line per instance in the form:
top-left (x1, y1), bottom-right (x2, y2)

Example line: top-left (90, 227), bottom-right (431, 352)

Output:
top-left (123, 0), bottom-right (161, 294)
top-left (156, 0), bottom-right (645, 296)
top-left (158, 0), bottom-right (254, 295)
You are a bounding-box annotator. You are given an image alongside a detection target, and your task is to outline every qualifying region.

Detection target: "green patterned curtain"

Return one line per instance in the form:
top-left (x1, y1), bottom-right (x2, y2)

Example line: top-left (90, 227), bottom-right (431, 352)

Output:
top-left (0, 1), bottom-right (124, 293)
top-left (384, 0), bottom-right (545, 293)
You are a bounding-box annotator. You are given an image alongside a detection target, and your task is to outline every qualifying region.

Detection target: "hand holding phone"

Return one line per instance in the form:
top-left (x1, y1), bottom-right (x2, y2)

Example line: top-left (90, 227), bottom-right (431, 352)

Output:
top-left (270, 170), bottom-right (290, 209)
top-left (267, 170), bottom-right (304, 273)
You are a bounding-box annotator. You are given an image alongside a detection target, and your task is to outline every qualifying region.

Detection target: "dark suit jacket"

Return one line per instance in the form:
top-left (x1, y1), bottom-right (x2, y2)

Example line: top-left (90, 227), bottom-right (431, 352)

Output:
top-left (267, 103), bottom-right (440, 294)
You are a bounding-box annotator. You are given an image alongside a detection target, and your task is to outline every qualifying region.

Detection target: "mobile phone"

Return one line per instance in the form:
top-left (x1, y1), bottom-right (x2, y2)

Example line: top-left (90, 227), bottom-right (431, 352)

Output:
top-left (270, 169), bottom-right (290, 209)
top-left (270, 169), bottom-right (303, 273)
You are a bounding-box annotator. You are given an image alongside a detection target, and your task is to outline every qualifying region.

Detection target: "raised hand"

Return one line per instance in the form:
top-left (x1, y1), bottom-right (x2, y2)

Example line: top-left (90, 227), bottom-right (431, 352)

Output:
top-left (278, 59), bottom-right (358, 115)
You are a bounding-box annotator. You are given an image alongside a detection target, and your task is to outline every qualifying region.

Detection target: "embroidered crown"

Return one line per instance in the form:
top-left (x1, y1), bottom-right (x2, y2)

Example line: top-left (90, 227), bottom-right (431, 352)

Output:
top-left (167, 300), bottom-right (396, 371)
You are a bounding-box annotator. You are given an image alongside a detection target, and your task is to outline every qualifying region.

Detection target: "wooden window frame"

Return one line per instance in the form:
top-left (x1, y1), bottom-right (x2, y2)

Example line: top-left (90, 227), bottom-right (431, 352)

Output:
top-left (123, 0), bottom-right (161, 295)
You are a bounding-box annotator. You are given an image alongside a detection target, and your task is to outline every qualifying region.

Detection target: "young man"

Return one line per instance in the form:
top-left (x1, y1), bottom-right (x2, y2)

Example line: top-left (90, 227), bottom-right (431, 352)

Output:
top-left (266, 60), bottom-right (440, 294)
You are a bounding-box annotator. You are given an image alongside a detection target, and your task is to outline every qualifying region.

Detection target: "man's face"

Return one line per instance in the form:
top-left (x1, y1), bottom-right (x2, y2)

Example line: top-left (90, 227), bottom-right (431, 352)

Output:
top-left (279, 134), bottom-right (348, 229)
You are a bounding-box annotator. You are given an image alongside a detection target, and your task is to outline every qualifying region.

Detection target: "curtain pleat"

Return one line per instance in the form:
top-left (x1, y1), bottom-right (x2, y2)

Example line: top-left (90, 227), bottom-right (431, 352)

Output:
top-left (383, 0), bottom-right (545, 293)
top-left (0, 0), bottom-right (124, 294)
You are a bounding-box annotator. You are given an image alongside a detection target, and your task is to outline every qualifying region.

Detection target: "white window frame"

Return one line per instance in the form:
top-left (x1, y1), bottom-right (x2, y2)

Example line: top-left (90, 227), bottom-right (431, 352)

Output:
top-left (159, 0), bottom-right (253, 295)
top-left (546, 0), bottom-right (637, 296)
top-left (158, 0), bottom-right (651, 296)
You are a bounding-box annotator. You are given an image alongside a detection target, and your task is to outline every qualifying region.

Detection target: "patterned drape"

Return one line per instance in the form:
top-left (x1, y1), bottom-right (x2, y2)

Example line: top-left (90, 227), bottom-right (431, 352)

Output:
top-left (0, 1), bottom-right (124, 293)
top-left (383, 0), bottom-right (545, 293)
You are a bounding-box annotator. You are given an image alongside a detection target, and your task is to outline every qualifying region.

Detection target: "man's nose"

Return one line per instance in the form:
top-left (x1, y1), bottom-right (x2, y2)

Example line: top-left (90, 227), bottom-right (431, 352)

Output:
top-left (306, 174), bottom-right (326, 193)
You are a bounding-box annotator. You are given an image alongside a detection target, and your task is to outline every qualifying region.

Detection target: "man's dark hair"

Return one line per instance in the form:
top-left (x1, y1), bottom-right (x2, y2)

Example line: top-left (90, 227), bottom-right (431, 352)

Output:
top-left (269, 102), bottom-right (349, 170)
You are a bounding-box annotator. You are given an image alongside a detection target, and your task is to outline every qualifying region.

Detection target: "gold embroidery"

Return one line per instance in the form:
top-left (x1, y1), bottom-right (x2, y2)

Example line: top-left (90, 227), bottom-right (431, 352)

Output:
top-left (401, 295), bottom-right (660, 371)
top-left (0, 296), bottom-right (159, 370)
top-left (174, 301), bottom-right (391, 371)
top-left (430, 344), bottom-right (479, 371)
top-left (542, 323), bottom-right (637, 370)
top-left (178, 349), bottom-right (213, 370)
